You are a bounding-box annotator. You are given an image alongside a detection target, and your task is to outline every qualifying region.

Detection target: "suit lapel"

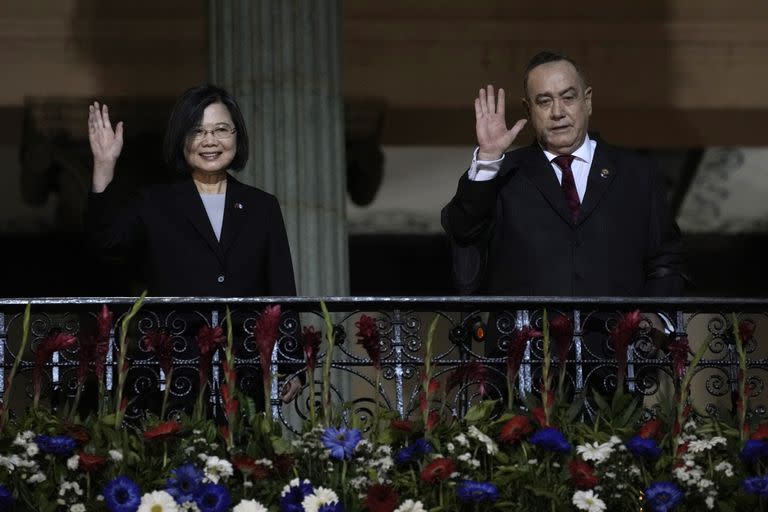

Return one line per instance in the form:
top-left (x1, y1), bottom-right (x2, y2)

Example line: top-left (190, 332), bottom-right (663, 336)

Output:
top-left (519, 146), bottom-right (575, 226)
top-left (219, 176), bottom-right (247, 256)
top-left (176, 178), bottom-right (227, 266)
top-left (577, 143), bottom-right (617, 225)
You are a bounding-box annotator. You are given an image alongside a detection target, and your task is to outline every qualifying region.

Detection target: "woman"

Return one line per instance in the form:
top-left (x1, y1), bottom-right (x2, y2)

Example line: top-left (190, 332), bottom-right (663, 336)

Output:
top-left (86, 84), bottom-right (300, 401)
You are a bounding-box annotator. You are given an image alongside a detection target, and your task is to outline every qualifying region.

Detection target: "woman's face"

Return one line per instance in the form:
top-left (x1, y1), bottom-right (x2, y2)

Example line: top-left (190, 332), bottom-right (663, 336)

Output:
top-left (184, 102), bottom-right (237, 176)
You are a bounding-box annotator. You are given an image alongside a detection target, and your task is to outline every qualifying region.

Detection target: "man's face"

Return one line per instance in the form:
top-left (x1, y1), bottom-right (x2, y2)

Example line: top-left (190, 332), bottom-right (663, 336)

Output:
top-left (523, 60), bottom-right (592, 155)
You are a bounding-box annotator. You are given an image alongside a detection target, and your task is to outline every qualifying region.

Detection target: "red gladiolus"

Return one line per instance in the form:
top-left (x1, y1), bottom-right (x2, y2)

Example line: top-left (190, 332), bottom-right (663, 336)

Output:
top-left (220, 380), bottom-right (239, 416)
top-left (751, 423), bottom-right (768, 441)
top-left (232, 455), bottom-right (271, 479)
top-left (143, 421), bottom-right (181, 441)
top-left (611, 310), bottom-right (641, 386)
top-left (356, 314), bottom-right (382, 370)
top-left (426, 410), bottom-right (440, 430)
top-left (532, 407), bottom-right (548, 427)
top-left (507, 326), bottom-right (541, 379)
top-left (667, 335), bottom-right (690, 381)
top-left (62, 423), bottom-right (91, 445)
top-left (499, 415), bottom-right (533, 443)
top-left (196, 325), bottom-right (225, 386)
top-left (569, 460), bottom-right (599, 489)
top-left (34, 329), bottom-right (77, 402)
top-left (447, 361), bottom-right (488, 397)
top-left (95, 305), bottom-right (113, 380)
top-left (639, 419), bottom-right (663, 440)
top-left (272, 454), bottom-right (294, 476)
top-left (420, 458), bottom-right (456, 484)
top-left (390, 419), bottom-right (413, 432)
top-left (549, 314), bottom-right (574, 365)
top-left (364, 483), bottom-right (399, 512)
top-left (255, 305), bottom-right (282, 378)
top-left (301, 325), bottom-right (322, 372)
top-left (738, 319), bottom-right (756, 344)
top-left (78, 453), bottom-right (107, 472)
top-left (419, 378), bottom-right (440, 411)
top-left (145, 329), bottom-right (174, 376)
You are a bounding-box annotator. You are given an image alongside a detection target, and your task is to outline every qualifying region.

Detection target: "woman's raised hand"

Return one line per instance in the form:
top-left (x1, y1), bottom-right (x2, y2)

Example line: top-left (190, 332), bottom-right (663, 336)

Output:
top-left (88, 102), bottom-right (124, 192)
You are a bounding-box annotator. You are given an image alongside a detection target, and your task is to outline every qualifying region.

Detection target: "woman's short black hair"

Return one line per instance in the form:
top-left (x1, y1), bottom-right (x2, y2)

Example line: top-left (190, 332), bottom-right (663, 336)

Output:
top-left (163, 84), bottom-right (249, 174)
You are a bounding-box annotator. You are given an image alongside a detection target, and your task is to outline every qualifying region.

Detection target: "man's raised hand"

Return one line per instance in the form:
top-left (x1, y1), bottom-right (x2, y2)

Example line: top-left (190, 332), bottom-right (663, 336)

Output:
top-left (88, 102), bottom-right (124, 192)
top-left (474, 85), bottom-right (527, 161)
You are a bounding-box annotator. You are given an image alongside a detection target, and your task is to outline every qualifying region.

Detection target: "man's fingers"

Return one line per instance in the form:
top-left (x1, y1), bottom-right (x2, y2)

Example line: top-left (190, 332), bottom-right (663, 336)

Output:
top-left (115, 121), bottom-right (124, 141)
top-left (486, 84), bottom-right (495, 114)
top-left (474, 98), bottom-right (482, 119)
top-left (478, 88), bottom-right (488, 115)
top-left (102, 105), bottom-right (113, 132)
top-left (508, 118), bottom-right (528, 140)
top-left (497, 88), bottom-right (506, 116)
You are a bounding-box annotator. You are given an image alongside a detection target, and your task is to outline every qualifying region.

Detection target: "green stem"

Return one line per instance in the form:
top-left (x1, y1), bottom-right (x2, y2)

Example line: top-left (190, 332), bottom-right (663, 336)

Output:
top-left (423, 315), bottom-right (440, 431)
top-left (160, 368), bottom-right (173, 420)
top-left (2, 304), bottom-right (31, 431)
top-left (115, 292), bottom-right (147, 428)
top-left (320, 301), bottom-right (335, 423)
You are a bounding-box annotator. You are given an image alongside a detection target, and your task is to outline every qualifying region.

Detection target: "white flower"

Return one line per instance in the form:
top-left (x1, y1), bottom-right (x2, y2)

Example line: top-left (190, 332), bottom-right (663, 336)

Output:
top-left (394, 499), bottom-right (427, 512)
top-left (715, 461), bottom-right (734, 477)
top-left (233, 500), bottom-right (269, 512)
top-left (576, 441), bottom-right (614, 464)
top-left (108, 450), bottom-right (123, 462)
top-left (137, 490), bottom-right (179, 512)
top-left (25, 443), bottom-right (39, 457)
top-left (688, 437), bottom-right (727, 453)
top-left (454, 434), bottom-right (469, 447)
top-left (705, 495), bottom-right (715, 509)
top-left (67, 455), bottom-right (79, 471)
top-left (468, 425), bottom-right (498, 455)
top-left (27, 472), bottom-right (47, 484)
top-left (572, 490), bottom-right (607, 512)
top-left (302, 487), bottom-right (340, 512)
top-left (281, 478), bottom-right (312, 497)
top-left (70, 504), bottom-right (86, 512)
top-left (527, 459), bottom-right (538, 465)
top-left (203, 456), bottom-right (233, 483)
top-left (178, 502), bottom-right (201, 512)
top-left (698, 478), bottom-right (714, 491)
top-left (446, 442), bottom-right (455, 453)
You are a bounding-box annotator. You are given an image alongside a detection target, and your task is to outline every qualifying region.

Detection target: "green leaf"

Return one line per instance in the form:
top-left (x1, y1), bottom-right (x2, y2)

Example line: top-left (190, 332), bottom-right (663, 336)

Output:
top-left (464, 399), bottom-right (498, 424)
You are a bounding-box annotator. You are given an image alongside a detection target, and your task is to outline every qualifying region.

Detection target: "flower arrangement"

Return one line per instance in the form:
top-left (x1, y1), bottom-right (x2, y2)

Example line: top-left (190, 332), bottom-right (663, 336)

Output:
top-left (0, 302), bottom-right (766, 512)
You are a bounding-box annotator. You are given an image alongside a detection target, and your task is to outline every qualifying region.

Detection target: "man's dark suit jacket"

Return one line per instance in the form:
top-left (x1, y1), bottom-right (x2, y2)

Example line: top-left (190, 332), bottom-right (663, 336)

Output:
top-left (86, 175), bottom-right (296, 297)
top-left (442, 139), bottom-right (686, 296)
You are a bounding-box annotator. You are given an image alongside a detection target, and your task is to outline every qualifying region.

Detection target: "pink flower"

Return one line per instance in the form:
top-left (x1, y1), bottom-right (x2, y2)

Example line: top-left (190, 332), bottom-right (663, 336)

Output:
top-left (355, 314), bottom-right (382, 370)
top-left (549, 314), bottom-right (574, 365)
top-left (611, 310), bottom-right (641, 386)
top-left (34, 329), bottom-right (77, 399)
top-left (254, 305), bottom-right (282, 377)
top-left (507, 326), bottom-right (541, 379)
top-left (145, 329), bottom-right (174, 376)
top-left (196, 325), bottom-right (225, 386)
top-left (667, 335), bottom-right (690, 380)
top-left (301, 325), bottom-right (322, 372)
top-left (447, 361), bottom-right (488, 397)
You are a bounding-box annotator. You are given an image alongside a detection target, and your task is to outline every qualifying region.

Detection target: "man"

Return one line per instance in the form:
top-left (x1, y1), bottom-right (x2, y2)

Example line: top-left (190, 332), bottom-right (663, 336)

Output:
top-left (442, 51), bottom-right (686, 297)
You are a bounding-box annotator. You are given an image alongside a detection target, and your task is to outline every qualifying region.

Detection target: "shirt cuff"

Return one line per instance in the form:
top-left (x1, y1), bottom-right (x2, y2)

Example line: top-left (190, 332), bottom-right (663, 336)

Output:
top-left (468, 147), bottom-right (504, 181)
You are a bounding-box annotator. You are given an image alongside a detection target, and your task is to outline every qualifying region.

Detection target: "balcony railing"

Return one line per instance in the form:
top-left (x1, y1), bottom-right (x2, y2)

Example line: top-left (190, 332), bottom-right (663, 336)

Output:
top-left (0, 296), bottom-right (765, 432)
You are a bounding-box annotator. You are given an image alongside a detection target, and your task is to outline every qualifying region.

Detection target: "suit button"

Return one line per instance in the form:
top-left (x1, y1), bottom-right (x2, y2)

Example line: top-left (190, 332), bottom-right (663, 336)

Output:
top-left (217, 275), bottom-right (225, 283)
top-left (573, 239), bottom-right (582, 248)
top-left (573, 272), bottom-right (582, 281)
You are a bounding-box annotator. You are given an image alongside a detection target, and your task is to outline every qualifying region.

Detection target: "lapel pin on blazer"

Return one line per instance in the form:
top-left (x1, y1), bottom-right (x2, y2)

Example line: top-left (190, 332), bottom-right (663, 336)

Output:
top-left (234, 202), bottom-right (244, 210)
top-left (600, 169), bottom-right (610, 178)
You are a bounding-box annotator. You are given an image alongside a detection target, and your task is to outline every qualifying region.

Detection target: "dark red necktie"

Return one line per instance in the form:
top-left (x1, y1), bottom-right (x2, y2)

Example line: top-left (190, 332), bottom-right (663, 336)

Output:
top-left (553, 155), bottom-right (580, 222)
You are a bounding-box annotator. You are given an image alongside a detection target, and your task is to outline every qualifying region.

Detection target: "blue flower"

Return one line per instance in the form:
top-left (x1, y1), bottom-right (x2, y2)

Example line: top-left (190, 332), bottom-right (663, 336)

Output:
top-left (167, 463), bottom-right (204, 504)
top-left (34, 434), bottom-right (77, 456)
top-left (0, 484), bottom-right (15, 510)
top-left (318, 503), bottom-right (345, 512)
top-left (395, 437), bottom-right (434, 464)
top-left (194, 483), bottom-right (231, 512)
top-left (280, 479), bottom-right (314, 512)
top-left (626, 435), bottom-right (662, 459)
top-left (644, 481), bottom-right (684, 512)
top-left (742, 475), bottom-right (768, 497)
top-left (321, 426), bottom-right (363, 460)
top-left (103, 475), bottom-right (142, 512)
top-left (456, 480), bottom-right (500, 503)
top-left (740, 440), bottom-right (768, 464)
top-left (529, 427), bottom-right (571, 453)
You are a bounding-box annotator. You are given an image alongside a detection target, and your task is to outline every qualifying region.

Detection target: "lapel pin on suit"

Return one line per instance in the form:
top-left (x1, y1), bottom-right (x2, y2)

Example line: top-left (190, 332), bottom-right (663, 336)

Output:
top-left (234, 202), bottom-right (244, 210)
top-left (600, 169), bottom-right (610, 178)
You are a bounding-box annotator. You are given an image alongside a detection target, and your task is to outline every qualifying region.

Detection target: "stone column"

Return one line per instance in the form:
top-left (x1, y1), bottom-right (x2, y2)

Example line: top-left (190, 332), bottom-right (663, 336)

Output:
top-left (208, 0), bottom-right (348, 296)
